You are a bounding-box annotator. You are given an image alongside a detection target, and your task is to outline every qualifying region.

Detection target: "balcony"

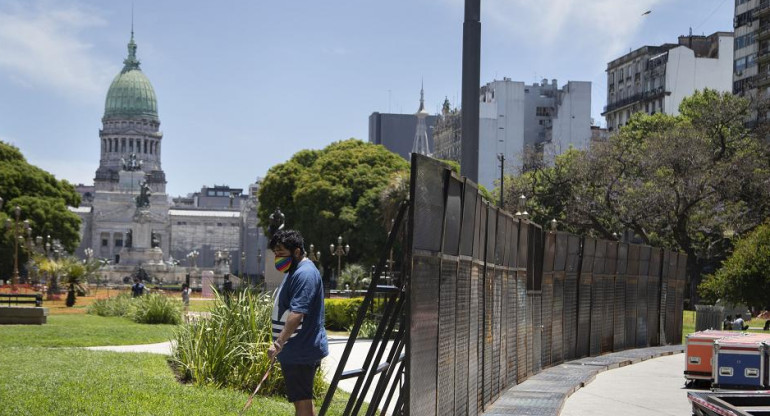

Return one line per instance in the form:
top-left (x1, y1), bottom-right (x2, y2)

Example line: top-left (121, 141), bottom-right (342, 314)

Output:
top-left (758, 23), bottom-right (770, 41)
top-left (602, 87), bottom-right (667, 115)
top-left (757, 0), bottom-right (770, 18)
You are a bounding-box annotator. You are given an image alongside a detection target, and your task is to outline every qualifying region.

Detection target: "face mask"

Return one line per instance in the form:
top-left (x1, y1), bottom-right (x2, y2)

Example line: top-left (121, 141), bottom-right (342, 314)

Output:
top-left (274, 256), bottom-right (292, 273)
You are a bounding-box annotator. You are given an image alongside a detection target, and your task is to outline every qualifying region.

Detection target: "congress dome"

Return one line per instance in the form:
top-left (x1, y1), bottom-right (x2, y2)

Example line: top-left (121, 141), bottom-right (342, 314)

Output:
top-left (103, 34), bottom-right (158, 120)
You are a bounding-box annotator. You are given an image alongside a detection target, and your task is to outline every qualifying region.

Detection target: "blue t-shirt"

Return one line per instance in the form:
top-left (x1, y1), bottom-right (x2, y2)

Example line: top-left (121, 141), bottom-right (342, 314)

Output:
top-left (272, 258), bottom-right (329, 364)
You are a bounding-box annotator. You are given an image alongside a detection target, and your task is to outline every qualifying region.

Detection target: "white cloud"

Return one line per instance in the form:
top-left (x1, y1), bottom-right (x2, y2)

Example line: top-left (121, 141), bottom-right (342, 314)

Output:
top-left (0, 0), bottom-right (113, 102)
top-left (483, 0), bottom-right (670, 63)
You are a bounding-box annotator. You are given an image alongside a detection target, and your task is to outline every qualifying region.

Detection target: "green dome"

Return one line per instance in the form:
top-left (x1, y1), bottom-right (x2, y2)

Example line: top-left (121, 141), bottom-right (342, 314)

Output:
top-left (103, 35), bottom-right (158, 120)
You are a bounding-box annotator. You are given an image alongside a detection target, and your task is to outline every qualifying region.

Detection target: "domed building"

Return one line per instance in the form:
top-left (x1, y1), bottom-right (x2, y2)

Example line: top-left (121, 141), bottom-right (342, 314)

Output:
top-left (96, 32), bottom-right (165, 193)
top-left (71, 32), bottom-right (268, 287)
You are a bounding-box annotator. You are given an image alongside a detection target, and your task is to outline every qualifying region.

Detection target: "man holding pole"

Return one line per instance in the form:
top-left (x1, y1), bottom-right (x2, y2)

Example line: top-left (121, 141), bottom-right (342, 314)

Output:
top-left (268, 229), bottom-right (328, 416)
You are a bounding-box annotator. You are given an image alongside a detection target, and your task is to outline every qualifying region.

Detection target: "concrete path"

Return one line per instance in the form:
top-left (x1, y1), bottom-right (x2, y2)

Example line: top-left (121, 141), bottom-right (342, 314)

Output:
top-left (560, 352), bottom-right (695, 416)
top-left (482, 345), bottom-right (685, 416)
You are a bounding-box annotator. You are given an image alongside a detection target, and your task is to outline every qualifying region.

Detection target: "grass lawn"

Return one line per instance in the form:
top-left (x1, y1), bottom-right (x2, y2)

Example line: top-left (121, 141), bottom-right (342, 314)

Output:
top-left (0, 348), bottom-right (349, 416)
top-left (682, 310), bottom-right (695, 344)
top-left (0, 314), bottom-right (175, 348)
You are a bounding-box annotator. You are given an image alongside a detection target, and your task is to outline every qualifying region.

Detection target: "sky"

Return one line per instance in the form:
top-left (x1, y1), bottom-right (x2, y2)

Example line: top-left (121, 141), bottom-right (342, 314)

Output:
top-left (0, 0), bottom-right (734, 197)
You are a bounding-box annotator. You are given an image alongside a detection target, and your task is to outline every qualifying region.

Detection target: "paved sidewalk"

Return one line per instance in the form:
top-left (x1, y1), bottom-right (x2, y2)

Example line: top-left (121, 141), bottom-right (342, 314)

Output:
top-left (561, 352), bottom-right (695, 416)
top-left (482, 345), bottom-right (685, 416)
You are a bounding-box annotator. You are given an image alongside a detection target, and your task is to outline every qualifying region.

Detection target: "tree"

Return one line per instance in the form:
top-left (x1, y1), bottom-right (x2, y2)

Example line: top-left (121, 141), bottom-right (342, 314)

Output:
top-left (503, 90), bottom-right (770, 304)
top-left (258, 139), bottom-right (409, 273)
top-left (699, 221), bottom-right (770, 310)
top-left (338, 264), bottom-right (370, 295)
top-left (0, 141), bottom-right (82, 279)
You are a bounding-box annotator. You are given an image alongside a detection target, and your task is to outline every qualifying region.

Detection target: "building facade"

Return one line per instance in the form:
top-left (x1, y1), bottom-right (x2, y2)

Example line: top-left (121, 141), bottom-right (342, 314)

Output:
top-left (369, 112), bottom-right (438, 160)
top-left (71, 33), bottom-right (266, 285)
top-left (603, 31), bottom-right (734, 132)
top-left (732, 0), bottom-right (770, 120)
top-left (433, 78), bottom-right (592, 189)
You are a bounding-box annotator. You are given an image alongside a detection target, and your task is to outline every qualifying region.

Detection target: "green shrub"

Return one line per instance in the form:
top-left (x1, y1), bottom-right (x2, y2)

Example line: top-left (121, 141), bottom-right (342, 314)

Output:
top-left (130, 293), bottom-right (182, 325)
top-left (356, 319), bottom-right (379, 339)
top-left (87, 293), bottom-right (134, 317)
top-left (87, 293), bottom-right (181, 325)
top-left (324, 297), bottom-right (390, 331)
top-left (324, 298), bottom-right (362, 330)
top-left (171, 290), bottom-right (325, 398)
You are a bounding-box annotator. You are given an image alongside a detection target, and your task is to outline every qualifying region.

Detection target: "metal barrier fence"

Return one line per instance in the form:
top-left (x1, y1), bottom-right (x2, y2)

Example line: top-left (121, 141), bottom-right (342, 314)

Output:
top-left (405, 155), bottom-right (687, 416)
top-left (695, 305), bottom-right (725, 331)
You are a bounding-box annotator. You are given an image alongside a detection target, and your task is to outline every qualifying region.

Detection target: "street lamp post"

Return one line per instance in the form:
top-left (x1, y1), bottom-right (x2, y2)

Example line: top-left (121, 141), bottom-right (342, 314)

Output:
top-left (329, 236), bottom-right (349, 285)
top-left (5, 205), bottom-right (30, 289)
top-left (308, 244), bottom-right (321, 264)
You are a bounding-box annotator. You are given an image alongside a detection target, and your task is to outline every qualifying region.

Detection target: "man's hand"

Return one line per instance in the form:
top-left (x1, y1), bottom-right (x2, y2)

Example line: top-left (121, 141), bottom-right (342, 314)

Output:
top-left (268, 339), bottom-right (283, 360)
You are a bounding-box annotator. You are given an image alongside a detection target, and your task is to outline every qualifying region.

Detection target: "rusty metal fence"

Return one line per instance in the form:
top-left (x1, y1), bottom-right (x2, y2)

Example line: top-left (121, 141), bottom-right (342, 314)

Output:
top-left (405, 155), bottom-right (687, 416)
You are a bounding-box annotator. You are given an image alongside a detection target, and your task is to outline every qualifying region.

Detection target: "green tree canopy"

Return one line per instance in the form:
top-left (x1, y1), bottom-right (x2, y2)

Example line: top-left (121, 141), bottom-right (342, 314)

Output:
top-left (0, 141), bottom-right (82, 279)
top-left (502, 90), bottom-right (770, 303)
top-left (258, 139), bottom-right (409, 273)
top-left (699, 220), bottom-right (770, 310)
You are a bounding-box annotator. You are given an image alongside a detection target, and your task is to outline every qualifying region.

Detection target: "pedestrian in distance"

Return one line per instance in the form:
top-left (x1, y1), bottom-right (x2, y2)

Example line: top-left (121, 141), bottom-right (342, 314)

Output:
top-left (267, 229), bottom-right (328, 416)
top-left (131, 278), bottom-right (145, 297)
top-left (181, 283), bottom-right (191, 308)
top-left (733, 315), bottom-right (749, 331)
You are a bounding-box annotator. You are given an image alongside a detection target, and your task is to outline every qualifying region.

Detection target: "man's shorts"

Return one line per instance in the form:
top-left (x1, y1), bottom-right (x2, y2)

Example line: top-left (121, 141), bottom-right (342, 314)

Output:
top-left (281, 361), bottom-right (320, 402)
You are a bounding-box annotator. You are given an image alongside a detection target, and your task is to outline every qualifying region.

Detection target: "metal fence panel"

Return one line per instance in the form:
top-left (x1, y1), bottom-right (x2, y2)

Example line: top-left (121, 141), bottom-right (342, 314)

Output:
top-left (407, 155), bottom-right (446, 416)
top-left (517, 270), bottom-right (528, 382)
top-left (636, 254), bottom-right (649, 348)
top-left (517, 221), bottom-right (530, 381)
top-left (454, 179), bottom-right (476, 415)
top-left (647, 247), bottom-right (661, 346)
top-left (459, 180), bottom-right (478, 257)
top-left (492, 267), bottom-right (503, 401)
top-left (602, 241), bottom-right (617, 353)
top-left (564, 235), bottom-right (581, 360)
top-left (455, 257), bottom-right (471, 415)
top-left (590, 240), bottom-right (606, 356)
top-left (675, 253), bottom-right (687, 344)
top-left (663, 250), bottom-right (677, 344)
top-left (470, 260), bottom-right (482, 415)
top-left (531, 293), bottom-right (542, 374)
top-left (541, 232), bottom-right (556, 369)
top-left (551, 233), bottom-right (567, 364)
top-left (482, 206), bottom-right (496, 407)
top-left (411, 156), bottom-right (445, 253)
top-left (507, 220), bottom-right (520, 385)
top-left (625, 244), bottom-right (639, 349)
top-left (409, 254), bottom-right (441, 416)
top-left (695, 305), bottom-right (725, 331)
top-left (614, 243), bottom-right (628, 351)
top-left (438, 257), bottom-right (458, 416)
top-left (577, 237), bottom-right (594, 358)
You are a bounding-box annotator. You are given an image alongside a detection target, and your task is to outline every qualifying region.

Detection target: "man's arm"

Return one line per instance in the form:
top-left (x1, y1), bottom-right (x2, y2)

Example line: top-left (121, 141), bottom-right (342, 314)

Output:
top-left (268, 311), bottom-right (304, 360)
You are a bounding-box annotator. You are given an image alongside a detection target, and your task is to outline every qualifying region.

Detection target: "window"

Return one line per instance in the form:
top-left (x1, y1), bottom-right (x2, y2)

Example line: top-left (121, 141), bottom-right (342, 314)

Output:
top-left (536, 106), bottom-right (553, 117)
top-left (735, 33), bottom-right (756, 50)
top-left (115, 239), bottom-right (123, 247)
top-left (735, 54), bottom-right (757, 73)
top-left (101, 239), bottom-right (108, 247)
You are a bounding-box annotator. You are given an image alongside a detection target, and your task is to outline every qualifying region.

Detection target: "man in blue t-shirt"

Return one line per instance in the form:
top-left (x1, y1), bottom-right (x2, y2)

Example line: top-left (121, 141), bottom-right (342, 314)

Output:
top-left (268, 229), bottom-right (328, 416)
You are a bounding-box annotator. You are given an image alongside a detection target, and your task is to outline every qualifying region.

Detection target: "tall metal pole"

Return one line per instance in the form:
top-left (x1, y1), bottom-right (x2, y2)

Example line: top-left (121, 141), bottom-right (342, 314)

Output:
top-left (461, 0), bottom-right (481, 182)
top-left (497, 153), bottom-right (505, 207)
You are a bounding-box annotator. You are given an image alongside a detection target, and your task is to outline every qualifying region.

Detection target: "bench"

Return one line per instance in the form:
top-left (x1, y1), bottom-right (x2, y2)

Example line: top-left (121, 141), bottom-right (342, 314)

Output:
top-left (0, 293), bottom-right (43, 307)
top-left (0, 293), bottom-right (48, 325)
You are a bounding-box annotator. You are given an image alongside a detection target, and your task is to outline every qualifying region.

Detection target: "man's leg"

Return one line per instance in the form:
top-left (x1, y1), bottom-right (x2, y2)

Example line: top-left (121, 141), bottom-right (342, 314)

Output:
top-left (293, 399), bottom-right (315, 416)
